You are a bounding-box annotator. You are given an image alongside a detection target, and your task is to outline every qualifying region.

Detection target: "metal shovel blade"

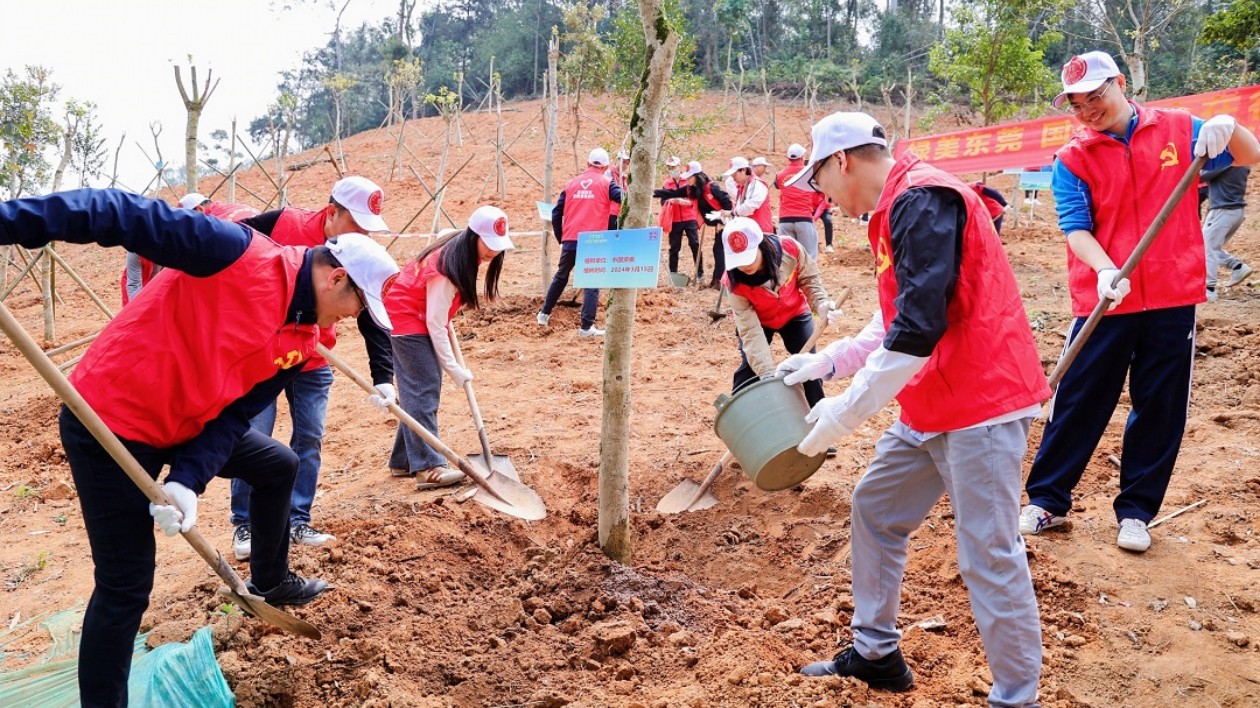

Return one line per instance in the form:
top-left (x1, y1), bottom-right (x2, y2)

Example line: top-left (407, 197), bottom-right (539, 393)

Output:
top-left (469, 453), bottom-right (520, 483)
top-left (466, 472), bottom-right (547, 521)
top-left (217, 587), bottom-right (321, 639)
top-left (655, 478), bottom-right (720, 514)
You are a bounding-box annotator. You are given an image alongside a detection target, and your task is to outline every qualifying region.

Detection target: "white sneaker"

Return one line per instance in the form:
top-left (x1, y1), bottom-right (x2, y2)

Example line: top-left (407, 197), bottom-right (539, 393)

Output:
top-left (1019, 504), bottom-right (1067, 535)
top-left (578, 326), bottom-right (605, 338)
top-left (825, 245), bottom-right (834, 253)
top-left (232, 524), bottom-right (252, 561)
top-left (536, 312), bottom-right (550, 326)
top-left (1227, 263), bottom-right (1253, 287)
top-left (1117, 518), bottom-right (1151, 553)
top-left (291, 523), bottom-right (336, 547)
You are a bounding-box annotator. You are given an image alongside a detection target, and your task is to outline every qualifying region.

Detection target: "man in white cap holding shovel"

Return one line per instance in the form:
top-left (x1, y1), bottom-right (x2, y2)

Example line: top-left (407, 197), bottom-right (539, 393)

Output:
top-left (0, 188), bottom-right (400, 706)
top-left (1018, 51), bottom-right (1259, 553)
top-left (777, 112), bottom-right (1049, 706)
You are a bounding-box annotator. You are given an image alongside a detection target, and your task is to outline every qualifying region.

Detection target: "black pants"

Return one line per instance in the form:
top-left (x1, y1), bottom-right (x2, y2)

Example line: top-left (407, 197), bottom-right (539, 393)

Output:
top-left (821, 210), bottom-right (834, 247)
top-left (710, 227), bottom-right (725, 288)
top-left (668, 220), bottom-right (701, 281)
top-left (732, 312), bottom-right (824, 407)
top-left (541, 241), bottom-right (599, 329)
top-left (61, 406), bottom-right (298, 707)
top-left (1025, 306), bottom-right (1195, 523)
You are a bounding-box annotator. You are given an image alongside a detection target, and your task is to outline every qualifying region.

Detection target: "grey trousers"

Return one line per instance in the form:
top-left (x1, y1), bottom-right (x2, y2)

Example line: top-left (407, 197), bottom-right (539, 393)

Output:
top-left (777, 221), bottom-right (819, 259)
top-left (851, 418), bottom-right (1042, 707)
top-left (388, 334), bottom-right (446, 472)
top-left (1203, 207), bottom-right (1245, 288)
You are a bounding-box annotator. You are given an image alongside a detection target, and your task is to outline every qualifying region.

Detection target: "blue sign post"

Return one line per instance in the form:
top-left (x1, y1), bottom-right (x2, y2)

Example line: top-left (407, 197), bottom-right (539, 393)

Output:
top-left (573, 227), bottom-right (663, 289)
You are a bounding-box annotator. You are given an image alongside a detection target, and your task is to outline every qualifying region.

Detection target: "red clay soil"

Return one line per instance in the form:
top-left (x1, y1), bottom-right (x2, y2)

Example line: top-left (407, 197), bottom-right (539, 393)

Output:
top-left (1, 94), bottom-right (1259, 707)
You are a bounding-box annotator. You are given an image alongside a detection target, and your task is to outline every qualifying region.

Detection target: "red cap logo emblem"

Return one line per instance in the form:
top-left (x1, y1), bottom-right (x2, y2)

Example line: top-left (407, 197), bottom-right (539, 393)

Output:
top-left (367, 190), bottom-right (383, 215)
top-left (729, 230), bottom-right (749, 253)
top-left (1062, 56), bottom-right (1087, 85)
top-left (493, 216), bottom-right (507, 237)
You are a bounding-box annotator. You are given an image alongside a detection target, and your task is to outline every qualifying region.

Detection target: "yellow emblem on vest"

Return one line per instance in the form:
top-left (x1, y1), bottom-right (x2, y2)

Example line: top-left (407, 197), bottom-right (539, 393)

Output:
top-left (875, 238), bottom-right (892, 276)
top-left (274, 350), bottom-right (302, 369)
top-left (1159, 142), bottom-right (1179, 169)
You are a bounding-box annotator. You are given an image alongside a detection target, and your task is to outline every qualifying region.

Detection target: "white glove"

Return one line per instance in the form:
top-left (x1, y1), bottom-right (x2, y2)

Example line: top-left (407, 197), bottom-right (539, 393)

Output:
top-left (817, 300), bottom-right (844, 327)
top-left (704, 211), bottom-right (723, 223)
top-left (148, 481), bottom-right (197, 536)
top-left (367, 383), bottom-right (396, 410)
top-left (449, 366), bottom-right (473, 387)
top-left (778, 352), bottom-right (834, 385)
top-left (798, 398), bottom-right (852, 457)
top-left (1095, 267), bottom-right (1132, 310)
top-left (1195, 115), bottom-right (1235, 159)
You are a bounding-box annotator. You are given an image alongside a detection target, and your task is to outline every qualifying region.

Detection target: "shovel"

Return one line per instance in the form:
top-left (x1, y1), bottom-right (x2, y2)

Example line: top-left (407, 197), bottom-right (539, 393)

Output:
top-left (707, 286), bottom-right (728, 324)
top-left (657, 288), bottom-right (849, 514)
top-left (0, 301), bottom-right (321, 639)
top-left (317, 344), bottom-right (546, 521)
top-left (447, 324), bottom-right (519, 483)
top-left (1046, 155), bottom-right (1206, 392)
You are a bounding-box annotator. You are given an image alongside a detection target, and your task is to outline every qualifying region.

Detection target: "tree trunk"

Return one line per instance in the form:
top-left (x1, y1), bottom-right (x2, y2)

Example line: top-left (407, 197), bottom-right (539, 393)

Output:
top-left (174, 65), bottom-right (219, 193)
top-left (51, 116), bottom-right (75, 193)
top-left (543, 38), bottom-right (559, 294)
top-left (228, 119), bottom-right (238, 204)
top-left (597, 0), bottom-right (679, 565)
top-left (495, 66), bottom-right (507, 201)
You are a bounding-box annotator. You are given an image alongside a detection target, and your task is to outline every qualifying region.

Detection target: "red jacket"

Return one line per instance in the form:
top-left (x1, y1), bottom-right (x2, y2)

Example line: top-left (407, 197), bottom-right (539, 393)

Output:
top-left (776, 162), bottom-right (823, 219)
top-left (1055, 104), bottom-right (1205, 316)
top-left (660, 176), bottom-right (699, 227)
top-left (75, 236), bottom-right (320, 448)
top-left (869, 153), bottom-right (1050, 432)
top-left (383, 247), bottom-right (463, 337)
top-left (269, 206), bottom-right (337, 369)
top-left (724, 237), bottom-right (810, 329)
top-left (562, 168), bottom-right (614, 242)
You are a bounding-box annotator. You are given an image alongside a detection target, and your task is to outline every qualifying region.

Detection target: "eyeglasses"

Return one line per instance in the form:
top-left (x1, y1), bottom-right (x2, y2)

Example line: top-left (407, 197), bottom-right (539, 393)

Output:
top-left (347, 276), bottom-right (368, 314)
top-left (1064, 78), bottom-right (1115, 115)
top-left (807, 155), bottom-right (832, 191)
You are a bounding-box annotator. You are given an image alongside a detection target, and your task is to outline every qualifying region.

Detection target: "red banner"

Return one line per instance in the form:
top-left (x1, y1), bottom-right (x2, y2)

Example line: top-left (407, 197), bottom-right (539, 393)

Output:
top-left (894, 84), bottom-right (1260, 174)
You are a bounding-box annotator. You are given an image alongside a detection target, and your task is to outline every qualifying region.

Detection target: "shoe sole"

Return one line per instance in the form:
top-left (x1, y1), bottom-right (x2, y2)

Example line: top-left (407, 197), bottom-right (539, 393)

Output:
top-left (1229, 270), bottom-right (1253, 287)
top-left (293, 537), bottom-right (333, 547)
top-left (234, 549), bottom-right (251, 561)
top-left (262, 587), bottom-right (330, 607)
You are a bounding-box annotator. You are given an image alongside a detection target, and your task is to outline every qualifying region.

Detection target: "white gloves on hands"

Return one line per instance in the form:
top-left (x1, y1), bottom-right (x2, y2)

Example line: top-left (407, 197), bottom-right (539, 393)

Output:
top-left (1195, 115), bottom-right (1235, 159)
top-left (368, 383), bottom-right (396, 410)
top-left (778, 352), bottom-right (834, 386)
top-left (1095, 267), bottom-right (1132, 310)
top-left (817, 300), bottom-right (844, 327)
top-left (149, 481), bottom-right (197, 536)
top-left (449, 366), bottom-right (474, 387)
top-left (798, 398), bottom-right (851, 457)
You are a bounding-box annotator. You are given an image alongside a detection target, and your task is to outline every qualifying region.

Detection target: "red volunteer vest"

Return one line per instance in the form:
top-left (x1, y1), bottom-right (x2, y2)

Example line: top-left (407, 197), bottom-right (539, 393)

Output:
top-left (869, 153), bottom-right (1051, 432)
top-left (1055, 104), bottom-right (1205, 316)
top-left (608, 167), bottom-right (626, 217)
top-left (776, 162), bottom-right (823, 219)
top-left (662, 176), bottom-right (699, 224)
top-left (75, 236), bottom-right (319, 448)
top-left (202, 201), bottom-right (260, 222)
top-left (268, 206), bottom-right (337, 369)
top-left (383, 247), bottom-right (463, 337)
top-left (725, 237), bottom-right (810, 330)
top-left (738, 176), bottom-right (775, 233)
top-left (562, 168), bottom-right (614, 242)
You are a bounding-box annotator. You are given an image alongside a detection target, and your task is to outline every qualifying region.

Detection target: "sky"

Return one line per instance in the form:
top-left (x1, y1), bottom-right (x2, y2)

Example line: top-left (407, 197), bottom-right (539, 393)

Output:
top-left (0, 0), bottom-right (416, 195)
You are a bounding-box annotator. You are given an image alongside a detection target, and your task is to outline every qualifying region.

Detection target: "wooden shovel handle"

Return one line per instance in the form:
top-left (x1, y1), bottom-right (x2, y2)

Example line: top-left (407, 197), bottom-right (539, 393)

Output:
top-left (1046, 155), bottom-right (1207, 392)
top-left (801, 286), bottom-right (851, 353)
top-left (447, 324), bottom-right (495, 464)
top-left (684, 450), bottom-right (732, 510)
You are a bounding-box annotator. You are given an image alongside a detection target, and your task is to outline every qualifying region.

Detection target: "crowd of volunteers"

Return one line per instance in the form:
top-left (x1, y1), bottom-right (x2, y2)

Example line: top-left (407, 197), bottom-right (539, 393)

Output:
top-left (1, 48), bottom-right (1257, 707)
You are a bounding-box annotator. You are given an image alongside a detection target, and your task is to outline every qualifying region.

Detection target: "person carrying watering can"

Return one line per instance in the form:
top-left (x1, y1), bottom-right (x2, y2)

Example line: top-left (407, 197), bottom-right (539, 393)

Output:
top-left (721, 216), bottom-right (842, 409)
top-left (778, 111), bottom-right (1049, 706)
top-left (383, 206), bottom-right (514, 489)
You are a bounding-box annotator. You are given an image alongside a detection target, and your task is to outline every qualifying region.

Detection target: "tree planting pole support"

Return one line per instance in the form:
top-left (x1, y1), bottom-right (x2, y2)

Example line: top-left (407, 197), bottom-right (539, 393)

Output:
top-left (598, 0), bottom-right (679, 564)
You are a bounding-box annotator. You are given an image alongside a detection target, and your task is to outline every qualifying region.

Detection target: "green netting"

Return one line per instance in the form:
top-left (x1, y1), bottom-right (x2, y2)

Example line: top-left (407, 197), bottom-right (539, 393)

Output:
top-left (0, 605), bottom-right (232, 707)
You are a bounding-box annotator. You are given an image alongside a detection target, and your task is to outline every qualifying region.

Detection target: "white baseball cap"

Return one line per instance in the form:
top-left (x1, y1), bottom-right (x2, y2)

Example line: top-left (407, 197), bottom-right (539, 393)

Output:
top-left (468, 205), bottom-right (514, 252)
top-left (721, 156), bottom-right (750, 178)
top-left (331, 176), bottom-right (390, 233)
top-left (325, 233), bottom-right (400, 330)
top-left (680, 160), bottom-right (703, 179)
top-left (722, 217), bottom-right (764, 269)
top-left (785, 112), bottom-right (888, 192)
top-left (665, 155), bottom-right (682, 167)
top-left (588, 148), bottom-right (610, 167)
top-left (787, 143), bottom-right (806, 160)
top-left (179, 193), bottom-right (209, 210)
top-left (1053, 51), bottom-right (1121, 109)
top-left (751, 157), bottom-right (770, 168)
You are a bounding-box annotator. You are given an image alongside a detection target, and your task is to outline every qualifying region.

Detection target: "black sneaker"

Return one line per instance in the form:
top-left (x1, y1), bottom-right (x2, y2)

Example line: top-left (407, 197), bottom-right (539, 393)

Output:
top-left (800, 644), bottom-right (914, 692)
top-left (246, 572), bottom-right (329, 606)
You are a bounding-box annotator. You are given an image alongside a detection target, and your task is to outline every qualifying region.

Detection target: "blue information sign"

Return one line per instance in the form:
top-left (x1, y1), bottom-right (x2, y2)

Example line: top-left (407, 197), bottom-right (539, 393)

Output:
top-left (572, 227), bottom-right (663, 289)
